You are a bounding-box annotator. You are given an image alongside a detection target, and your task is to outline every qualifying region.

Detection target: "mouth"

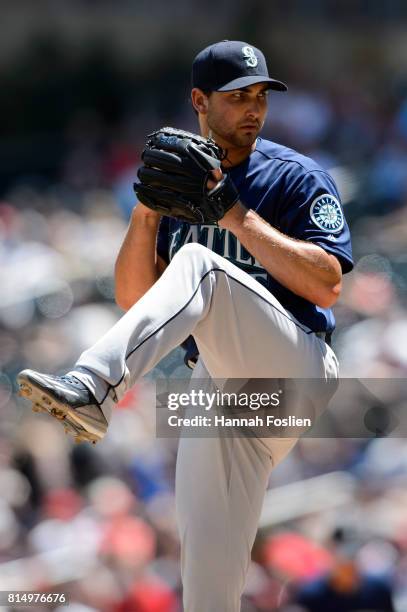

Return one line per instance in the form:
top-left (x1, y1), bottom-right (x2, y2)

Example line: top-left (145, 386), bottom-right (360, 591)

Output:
top-left (239, 124), bottom-right (259, 131)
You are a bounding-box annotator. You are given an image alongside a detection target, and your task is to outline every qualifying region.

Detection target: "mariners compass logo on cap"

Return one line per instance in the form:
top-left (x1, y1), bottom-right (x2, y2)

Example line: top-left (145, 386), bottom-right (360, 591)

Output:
top-left (242, 46), bottom-right (258, 68)
top-left (191, 40), bottom-right (287, 93)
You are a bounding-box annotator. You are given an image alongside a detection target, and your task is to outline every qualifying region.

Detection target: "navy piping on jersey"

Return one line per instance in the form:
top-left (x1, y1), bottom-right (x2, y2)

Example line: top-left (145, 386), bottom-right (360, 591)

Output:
top-left (256, 161), bottom-right (334, 184)
top-left (253, 146), bottom-right (335, 181)
top-left (100, 268), bottom-right (315, 405)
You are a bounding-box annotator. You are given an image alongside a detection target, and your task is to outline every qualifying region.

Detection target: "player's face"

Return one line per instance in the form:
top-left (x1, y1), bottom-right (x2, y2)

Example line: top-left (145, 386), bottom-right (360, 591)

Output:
top-left (206, 83), bottom-right (269, 148)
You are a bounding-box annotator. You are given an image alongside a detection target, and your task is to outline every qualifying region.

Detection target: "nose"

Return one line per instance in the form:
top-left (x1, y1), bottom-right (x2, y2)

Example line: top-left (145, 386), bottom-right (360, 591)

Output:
top-left (245, 98), bottom-right (261, 120)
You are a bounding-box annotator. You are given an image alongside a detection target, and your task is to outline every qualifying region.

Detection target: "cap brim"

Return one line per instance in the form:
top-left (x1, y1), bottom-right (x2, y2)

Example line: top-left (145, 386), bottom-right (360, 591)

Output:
top-left (216, 75), bottom-right (287, 92)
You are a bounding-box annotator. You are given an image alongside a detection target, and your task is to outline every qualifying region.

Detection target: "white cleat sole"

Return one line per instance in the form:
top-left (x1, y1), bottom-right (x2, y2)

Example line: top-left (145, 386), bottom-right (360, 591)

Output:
top-left (17, 376), bottom-right (102, 444)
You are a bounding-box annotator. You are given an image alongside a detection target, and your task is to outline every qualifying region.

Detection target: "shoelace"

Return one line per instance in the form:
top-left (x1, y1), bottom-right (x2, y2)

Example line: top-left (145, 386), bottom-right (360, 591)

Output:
top-left (60, 374), bottom-right (87, 390)
top-left (59, 374), bottom-right (103, 411)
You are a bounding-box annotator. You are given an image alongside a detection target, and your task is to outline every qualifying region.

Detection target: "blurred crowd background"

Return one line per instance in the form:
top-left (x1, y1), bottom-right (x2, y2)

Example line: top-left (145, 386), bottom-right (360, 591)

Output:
top-left (1, 1), bottom-right (407, 610)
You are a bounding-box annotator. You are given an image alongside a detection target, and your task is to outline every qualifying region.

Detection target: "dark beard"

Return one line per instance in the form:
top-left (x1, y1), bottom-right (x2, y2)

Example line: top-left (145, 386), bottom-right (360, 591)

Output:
top-left (207, 119), bottom-right (261, 148)
top-left (211, 127), bottom-right (258, 148)
top-left (228, 131), bottom-right (258, 147)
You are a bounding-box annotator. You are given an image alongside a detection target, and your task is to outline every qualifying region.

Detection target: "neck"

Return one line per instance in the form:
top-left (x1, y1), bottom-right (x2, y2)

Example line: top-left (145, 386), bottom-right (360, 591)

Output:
top-left (217, 137), bottom-right (257, 168)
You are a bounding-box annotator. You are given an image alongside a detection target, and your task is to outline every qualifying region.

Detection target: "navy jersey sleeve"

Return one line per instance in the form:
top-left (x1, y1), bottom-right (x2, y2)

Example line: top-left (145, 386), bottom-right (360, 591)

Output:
top-left (156, 216), bottom-right (170, 263)
top-left (278, 170), bottom-right (353, 273)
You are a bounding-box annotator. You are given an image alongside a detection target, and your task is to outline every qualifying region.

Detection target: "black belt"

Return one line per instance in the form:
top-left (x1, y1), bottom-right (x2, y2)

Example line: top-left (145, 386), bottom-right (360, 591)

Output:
top-left (315, 331), bottom-right (332, 346)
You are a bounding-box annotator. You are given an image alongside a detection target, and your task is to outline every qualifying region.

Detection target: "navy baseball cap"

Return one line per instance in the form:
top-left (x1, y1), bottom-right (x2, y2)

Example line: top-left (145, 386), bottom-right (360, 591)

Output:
top-left (192, 40), bottom-right (287, 93)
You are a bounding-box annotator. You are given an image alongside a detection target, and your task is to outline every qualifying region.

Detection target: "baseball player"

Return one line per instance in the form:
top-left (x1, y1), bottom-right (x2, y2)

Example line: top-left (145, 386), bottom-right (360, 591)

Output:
top-left (18, 41), bottom-right (353, 611)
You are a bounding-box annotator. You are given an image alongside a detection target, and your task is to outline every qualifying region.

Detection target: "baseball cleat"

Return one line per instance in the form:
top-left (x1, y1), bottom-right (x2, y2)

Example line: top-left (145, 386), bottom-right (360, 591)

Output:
top-left (17, 370), bottom-right (108, 444)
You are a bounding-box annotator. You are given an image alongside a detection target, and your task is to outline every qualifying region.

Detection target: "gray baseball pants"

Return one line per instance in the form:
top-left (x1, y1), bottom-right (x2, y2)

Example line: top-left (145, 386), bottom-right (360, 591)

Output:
top-left (72, 243), bottom-right (339, 612)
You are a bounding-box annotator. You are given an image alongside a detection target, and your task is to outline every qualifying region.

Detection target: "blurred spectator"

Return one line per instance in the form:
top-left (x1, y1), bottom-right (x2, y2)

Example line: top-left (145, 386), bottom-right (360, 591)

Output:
top-left (295, 528), bottom-right (395, 611)
top-left (1, 6), bottom-right (407, 610)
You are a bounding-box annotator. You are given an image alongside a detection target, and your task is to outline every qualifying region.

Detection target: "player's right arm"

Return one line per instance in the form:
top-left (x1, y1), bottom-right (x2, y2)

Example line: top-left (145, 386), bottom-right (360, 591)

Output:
top-left (114, 203), bottom-right (168, 311)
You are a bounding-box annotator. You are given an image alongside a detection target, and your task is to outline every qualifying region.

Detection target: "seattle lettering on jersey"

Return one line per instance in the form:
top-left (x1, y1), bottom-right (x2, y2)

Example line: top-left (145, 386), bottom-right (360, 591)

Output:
top-left (168, 225), bottom-right (269, 285)
top-left (156, 137), bottom-right (353, 334)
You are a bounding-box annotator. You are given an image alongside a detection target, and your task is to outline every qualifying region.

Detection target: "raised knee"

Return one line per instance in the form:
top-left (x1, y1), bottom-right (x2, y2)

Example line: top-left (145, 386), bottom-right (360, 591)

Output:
top-left (176, 242), bottom-right (211, 258)
top-left (171, 243), bottom-right (217, 270)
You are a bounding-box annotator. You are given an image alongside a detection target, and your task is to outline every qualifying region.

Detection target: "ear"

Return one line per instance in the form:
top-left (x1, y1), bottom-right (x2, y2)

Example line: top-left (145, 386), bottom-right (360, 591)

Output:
top-left (191, 88), bottom-right (209, 114)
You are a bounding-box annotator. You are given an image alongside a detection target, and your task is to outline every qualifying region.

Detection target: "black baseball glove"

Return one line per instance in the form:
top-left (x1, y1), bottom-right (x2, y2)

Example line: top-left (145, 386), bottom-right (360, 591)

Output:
top-left (133, 127), bottom-right (240, 224)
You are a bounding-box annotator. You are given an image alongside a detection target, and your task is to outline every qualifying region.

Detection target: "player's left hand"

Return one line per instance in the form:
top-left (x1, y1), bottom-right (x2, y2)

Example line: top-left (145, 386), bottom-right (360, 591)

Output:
top-left (133, 127), bottom-right (240, 224)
